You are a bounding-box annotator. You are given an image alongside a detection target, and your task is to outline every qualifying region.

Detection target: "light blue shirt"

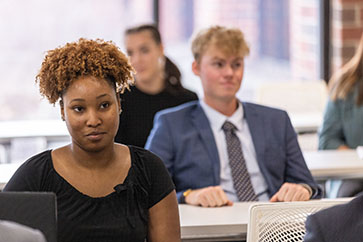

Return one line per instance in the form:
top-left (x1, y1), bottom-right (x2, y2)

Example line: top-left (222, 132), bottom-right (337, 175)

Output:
top-left (200, 100), bottom-right (269, 201)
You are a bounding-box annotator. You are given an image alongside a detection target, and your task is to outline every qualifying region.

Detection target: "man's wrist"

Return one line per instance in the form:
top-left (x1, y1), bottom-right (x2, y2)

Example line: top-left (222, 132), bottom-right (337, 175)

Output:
top-left (180, 189), bottom-right (192, 204)
top-left (299, 183), bottom-right (313, 198)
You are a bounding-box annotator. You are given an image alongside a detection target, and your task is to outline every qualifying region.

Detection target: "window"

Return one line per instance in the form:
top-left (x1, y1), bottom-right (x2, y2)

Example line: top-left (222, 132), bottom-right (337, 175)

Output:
top-left (0, 0), bottom-right (153, 121)
top-left (159, 0), bottom-right (323, 100)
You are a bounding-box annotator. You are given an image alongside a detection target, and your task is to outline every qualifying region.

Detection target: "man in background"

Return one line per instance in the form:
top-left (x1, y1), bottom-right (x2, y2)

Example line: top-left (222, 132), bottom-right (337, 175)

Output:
top-left (146, 26), bottom-right (321, 207)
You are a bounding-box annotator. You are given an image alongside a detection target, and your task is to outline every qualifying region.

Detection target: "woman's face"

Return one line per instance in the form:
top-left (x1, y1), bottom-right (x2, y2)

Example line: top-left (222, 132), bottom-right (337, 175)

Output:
top-left (125, 31), bottom-right (164, 83)
top-left (61, 76), bottom-right (120, 152)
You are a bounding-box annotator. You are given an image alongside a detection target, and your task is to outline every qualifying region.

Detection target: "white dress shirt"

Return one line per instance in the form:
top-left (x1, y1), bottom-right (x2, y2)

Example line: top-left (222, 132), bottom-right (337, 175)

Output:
top-left (200, 100), bottom-right (269, 201)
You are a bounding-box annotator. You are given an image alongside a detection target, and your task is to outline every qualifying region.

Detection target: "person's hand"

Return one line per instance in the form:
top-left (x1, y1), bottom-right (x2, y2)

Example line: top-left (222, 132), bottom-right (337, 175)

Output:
top-left (270, 182), bottom-right (310, 202)
top-left (337, 145), bottom-right (350, 150)
top-left (185, 186), bottom-right (233, 207)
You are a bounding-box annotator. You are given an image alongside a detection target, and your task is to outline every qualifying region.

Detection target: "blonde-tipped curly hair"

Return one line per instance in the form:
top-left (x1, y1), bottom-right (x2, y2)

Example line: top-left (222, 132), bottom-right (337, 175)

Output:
top-left (36, 38), bottom-right (134, 104)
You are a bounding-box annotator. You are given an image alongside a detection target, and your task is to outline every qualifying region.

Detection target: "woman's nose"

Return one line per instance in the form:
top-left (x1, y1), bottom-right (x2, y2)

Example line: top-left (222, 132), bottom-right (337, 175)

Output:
top-left (86, 110), bottom-right (101, 127)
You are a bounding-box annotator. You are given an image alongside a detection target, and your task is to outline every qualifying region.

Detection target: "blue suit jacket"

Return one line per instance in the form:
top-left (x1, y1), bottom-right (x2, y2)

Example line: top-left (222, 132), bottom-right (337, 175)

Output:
top-left (145, 101), bottom-right (322, 202)
top-left (304, 195), bottom-right (363, 242)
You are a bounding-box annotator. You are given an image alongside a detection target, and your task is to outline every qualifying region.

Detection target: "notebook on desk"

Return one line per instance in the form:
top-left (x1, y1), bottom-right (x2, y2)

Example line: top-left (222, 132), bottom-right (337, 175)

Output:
top-left (0, 192), bottom-right (57, 242)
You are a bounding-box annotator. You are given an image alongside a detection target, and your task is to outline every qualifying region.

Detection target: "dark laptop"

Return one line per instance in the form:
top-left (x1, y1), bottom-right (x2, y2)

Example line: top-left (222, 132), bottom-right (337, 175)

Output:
top-left (0, 192), bottom-right (57, 242)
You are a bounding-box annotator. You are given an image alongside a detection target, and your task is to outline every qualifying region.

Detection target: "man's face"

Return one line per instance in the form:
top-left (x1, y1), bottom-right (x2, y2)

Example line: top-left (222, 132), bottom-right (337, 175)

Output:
top-left (192, 45), bottom-right (244, 105)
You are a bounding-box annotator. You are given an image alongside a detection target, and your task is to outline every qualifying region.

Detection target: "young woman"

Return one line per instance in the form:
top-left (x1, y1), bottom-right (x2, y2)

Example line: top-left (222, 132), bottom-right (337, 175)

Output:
top-left (115, 24), bottom-right (198, 147)
top-left (319, 33), bottom-right (363, 197)
top-left (4, 39), bottom-right (180, 242)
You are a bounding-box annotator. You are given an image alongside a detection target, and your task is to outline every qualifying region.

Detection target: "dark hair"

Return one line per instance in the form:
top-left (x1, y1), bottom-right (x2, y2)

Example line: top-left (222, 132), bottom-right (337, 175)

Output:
top-left (125, 24), bottom-right (162, 45)
top-left (125, 24), bottom-right (184, 92)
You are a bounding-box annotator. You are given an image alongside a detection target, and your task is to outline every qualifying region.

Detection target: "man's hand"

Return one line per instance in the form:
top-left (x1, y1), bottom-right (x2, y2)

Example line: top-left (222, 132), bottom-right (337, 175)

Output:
top-left (270, 182), bottom-right (310, 202)
top-left (185, 186), bottom-right (233, 207)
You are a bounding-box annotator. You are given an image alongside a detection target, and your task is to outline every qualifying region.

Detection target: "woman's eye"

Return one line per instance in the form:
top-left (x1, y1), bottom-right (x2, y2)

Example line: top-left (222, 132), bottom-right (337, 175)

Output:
top-left (73, 106), bottom-right (84, 112)
top-left (140, 47), bottom-right (150, 54)
top-left (100, 102), bottom-right (110, 109)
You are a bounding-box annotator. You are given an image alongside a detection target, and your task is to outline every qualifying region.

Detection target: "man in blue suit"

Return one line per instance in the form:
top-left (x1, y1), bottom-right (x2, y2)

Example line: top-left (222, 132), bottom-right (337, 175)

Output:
top-left (145, 26), bottom-right (322, 207)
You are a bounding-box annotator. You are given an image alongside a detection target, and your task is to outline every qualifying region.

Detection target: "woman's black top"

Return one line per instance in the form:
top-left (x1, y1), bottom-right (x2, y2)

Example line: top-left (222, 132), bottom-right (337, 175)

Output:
top-left (4, 146), bottom-right (175, 242)
top-left (115, 85), bottom-right (198, 147)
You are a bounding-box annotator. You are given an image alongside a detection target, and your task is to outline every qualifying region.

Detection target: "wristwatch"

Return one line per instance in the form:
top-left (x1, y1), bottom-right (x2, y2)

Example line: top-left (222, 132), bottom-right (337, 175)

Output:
top-left (181, 189), bottom-right (192, 203)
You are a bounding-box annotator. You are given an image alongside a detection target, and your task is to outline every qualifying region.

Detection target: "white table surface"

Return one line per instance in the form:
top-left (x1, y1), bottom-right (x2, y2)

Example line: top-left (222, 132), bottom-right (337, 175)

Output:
top-left (180, 202), bottom-right (255, 241)
top-left (0, 120), bottom-right (69, 141)
top-left (304, 150), bottom-right (363, 180)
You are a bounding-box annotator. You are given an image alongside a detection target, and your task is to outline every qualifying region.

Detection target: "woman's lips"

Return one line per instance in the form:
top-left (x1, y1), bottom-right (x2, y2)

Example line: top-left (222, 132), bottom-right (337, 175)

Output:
top-left (86, 132), bottom-right (106, 141)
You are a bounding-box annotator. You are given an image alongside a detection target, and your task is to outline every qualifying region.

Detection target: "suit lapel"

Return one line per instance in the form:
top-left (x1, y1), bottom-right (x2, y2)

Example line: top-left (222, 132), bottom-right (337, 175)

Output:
top-left (191, 104), bottom-right (220, 184)
top-left (243, 103), bottom-right (266, 167)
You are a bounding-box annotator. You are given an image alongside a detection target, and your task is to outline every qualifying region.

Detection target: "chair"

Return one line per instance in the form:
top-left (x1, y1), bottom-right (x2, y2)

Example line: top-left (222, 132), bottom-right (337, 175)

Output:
top-left (247, 199), bottom-right (351, 242)
top-left (254, 80), bottom-right (328, 116)
top-left (254, 80), bottom-right (328, 150)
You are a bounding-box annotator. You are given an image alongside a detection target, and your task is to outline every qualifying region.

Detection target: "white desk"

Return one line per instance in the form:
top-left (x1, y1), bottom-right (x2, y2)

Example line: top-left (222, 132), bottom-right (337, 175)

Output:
top-left (304, 150), bottom-right (363, 180)
top-left (0, 120), bottom-right (69, 142)
top-left (0, 120), bottom-right (70, 163)
top-left (180, 202), bottom-right (255, 241)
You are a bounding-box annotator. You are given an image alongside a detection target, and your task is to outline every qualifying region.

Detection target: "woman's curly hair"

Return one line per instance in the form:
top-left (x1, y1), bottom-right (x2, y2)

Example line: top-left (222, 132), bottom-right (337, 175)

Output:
top-left (36, 38), bottom-right (135, 104)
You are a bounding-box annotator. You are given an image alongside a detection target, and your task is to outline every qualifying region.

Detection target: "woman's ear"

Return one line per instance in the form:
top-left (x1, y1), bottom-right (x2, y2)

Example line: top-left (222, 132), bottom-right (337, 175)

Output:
top-left (159, 43), bottom-right (165, 56)
top-left (158, 43), bottom-right (165, 64)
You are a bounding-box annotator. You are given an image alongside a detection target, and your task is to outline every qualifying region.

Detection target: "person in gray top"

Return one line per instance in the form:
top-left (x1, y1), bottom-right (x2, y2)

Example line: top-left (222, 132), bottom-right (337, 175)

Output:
top-left (319, 33), bottom-right (363, 197)
top-left (0, 220), bottom-right (46, 242)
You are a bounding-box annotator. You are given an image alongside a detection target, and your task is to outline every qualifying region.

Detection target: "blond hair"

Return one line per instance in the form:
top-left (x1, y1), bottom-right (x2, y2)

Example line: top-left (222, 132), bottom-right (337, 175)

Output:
top-left (191, 26), bottom-right (250, 63)
top-left (329, 33), bottom-right (363, 105)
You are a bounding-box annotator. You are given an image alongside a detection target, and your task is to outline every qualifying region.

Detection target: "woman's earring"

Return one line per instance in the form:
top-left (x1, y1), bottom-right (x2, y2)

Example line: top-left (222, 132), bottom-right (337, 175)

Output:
top-left (61, 116), bottom-right (65, 121)
top-left (158, 56), bottom-right (165, 67)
